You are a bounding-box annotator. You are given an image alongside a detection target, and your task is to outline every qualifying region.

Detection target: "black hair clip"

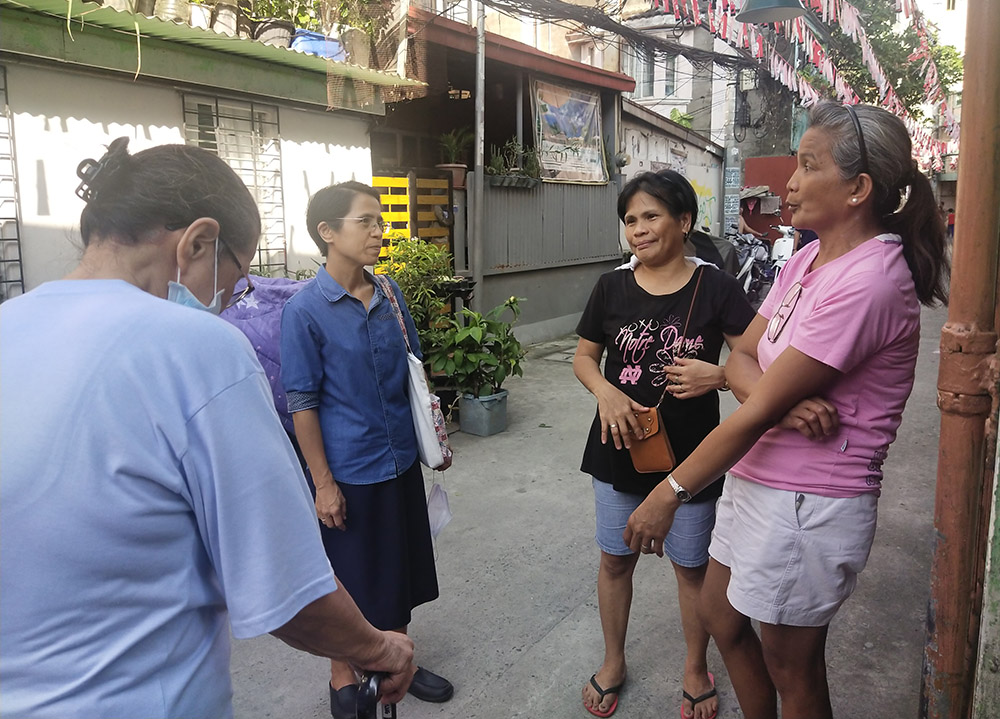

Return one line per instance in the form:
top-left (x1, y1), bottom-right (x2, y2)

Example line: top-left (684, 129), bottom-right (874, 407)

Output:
top-left (76, 137), bottom-right (129, 203)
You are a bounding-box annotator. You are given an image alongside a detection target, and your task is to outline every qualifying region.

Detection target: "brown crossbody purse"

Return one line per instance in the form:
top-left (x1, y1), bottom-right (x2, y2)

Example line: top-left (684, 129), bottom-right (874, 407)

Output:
top-left (628, 266), bottom-right (704, 474)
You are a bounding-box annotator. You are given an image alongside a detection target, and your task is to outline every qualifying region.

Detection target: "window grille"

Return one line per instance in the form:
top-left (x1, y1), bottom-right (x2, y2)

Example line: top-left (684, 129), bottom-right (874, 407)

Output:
top-left (182, 95), bottom-right (285, 275)
top-left (0, 66), bottom-right (24, 303)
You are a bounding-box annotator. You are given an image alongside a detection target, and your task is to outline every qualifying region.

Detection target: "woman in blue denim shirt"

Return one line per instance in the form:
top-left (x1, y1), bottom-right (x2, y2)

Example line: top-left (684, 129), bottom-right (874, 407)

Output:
top-left (280, 182), bottom-right (453, 719)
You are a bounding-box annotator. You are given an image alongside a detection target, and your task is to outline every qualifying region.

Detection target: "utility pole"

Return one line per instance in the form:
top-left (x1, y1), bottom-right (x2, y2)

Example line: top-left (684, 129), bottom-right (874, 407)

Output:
top-left (921, 0), bottom-right (1000, 716)
top-left (471, 0), bottom-right (485, 311)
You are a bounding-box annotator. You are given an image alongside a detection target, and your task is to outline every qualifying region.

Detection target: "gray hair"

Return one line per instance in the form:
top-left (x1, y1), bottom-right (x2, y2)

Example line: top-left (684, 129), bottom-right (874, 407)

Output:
top-left (806, 101), bottom-right (949, 306)
top-left (807, 102), bottom-right (915, 220)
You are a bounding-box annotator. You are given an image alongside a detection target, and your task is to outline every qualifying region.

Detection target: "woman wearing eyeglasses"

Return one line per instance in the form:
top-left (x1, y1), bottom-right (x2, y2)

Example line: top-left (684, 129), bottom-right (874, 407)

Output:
top-left (0, 142), bottom-right (415, 717)
top-left (625, 102), bottom-right (948, 718)
top-left (280, 182), bottom-right (453, 719)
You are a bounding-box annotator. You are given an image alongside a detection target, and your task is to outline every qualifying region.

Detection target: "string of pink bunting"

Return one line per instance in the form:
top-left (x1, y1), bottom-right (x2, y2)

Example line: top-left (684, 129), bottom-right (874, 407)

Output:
top-left (648, 0), bottom-right (956, 171)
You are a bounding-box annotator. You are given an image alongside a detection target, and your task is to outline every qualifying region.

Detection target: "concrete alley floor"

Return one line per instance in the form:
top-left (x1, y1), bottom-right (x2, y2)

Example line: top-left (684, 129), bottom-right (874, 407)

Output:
top-left (230, 304), bottom-right (947, 719)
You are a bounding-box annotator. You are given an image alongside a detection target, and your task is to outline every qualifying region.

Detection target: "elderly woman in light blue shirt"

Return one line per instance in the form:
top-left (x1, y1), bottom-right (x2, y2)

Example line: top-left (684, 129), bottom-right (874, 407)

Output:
top-left (280, 181), bottom-right (453, 719)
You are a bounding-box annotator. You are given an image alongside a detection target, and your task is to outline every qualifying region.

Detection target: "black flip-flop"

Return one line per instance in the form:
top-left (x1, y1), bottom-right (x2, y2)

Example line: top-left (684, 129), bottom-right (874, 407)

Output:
top-left (681, 671), bottom-right (717, 719)
top-left (585, 673), bottom-right (625, 718)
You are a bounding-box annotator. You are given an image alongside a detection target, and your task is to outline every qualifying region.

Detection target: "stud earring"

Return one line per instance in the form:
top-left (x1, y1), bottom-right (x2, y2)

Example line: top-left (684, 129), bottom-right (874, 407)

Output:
top-left (851, 198), bottom-right (858, 203)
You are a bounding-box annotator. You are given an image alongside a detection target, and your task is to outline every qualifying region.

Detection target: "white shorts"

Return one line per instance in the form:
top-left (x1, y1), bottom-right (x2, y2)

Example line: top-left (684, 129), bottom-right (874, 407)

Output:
top-left (709, 475), bottom-right (878, 627)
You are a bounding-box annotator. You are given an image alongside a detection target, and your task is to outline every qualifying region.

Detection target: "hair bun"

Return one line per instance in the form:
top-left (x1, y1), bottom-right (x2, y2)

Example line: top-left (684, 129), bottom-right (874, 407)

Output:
top-left (75, 136), bottom-right (130, 203)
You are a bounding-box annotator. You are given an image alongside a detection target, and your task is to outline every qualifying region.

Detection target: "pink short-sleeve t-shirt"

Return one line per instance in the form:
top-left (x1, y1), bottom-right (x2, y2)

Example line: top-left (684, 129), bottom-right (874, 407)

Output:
top-left (730, 234), bottom-right (921, 498)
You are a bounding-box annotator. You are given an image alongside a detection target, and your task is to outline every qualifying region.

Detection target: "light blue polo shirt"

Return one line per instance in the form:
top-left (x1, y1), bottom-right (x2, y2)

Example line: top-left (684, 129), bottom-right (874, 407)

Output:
top-left (0, 280), bottom-right (338, 718)
top-left (280, 268), bottom-right (420, 484)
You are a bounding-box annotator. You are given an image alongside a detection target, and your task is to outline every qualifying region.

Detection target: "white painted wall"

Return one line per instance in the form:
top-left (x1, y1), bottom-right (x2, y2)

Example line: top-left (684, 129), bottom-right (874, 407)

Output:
top-left (620, 117), bottom-right (724, 237)
top-left (7, 64), bottom-right (185, 289)
top-left (5, 62), bottom-right (373, 289)
top-left (277, 107), bottom-right (373, 274)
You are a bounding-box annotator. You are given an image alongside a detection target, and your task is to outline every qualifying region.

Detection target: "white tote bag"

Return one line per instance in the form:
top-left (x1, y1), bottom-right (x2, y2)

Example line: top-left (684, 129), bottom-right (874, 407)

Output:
top-left (375, 276), bottom-right (452, 470)
top-left (405, 351), bottom-right (448, 469)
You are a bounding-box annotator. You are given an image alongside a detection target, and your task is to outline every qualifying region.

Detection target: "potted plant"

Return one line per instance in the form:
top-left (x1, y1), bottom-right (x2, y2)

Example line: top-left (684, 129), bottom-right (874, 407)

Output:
top-left (212, 0), bottom-right (240, 35)
top-left (333, 0), bottom-right (393, 66)
top-left (484, 137), bottom-right (542, 190)
top-left (154, 0), bottom-right (190, 22)
top-left (436, 127), bottom-right (474, 189)
top-left (249, 0), bottom-right (311, 46)
top-left (426, 297), bottom-right (526, 436)
top-left (189, 0), bottom-right (214, 28)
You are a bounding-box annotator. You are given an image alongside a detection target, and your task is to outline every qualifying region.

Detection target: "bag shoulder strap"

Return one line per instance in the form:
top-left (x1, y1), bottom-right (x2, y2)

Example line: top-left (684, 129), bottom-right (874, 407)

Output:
top-left (373, 274), bottom-right (412, 353)
top-left (680, 265), bottom-right (705, 343)
top-left (655, 265), bottom-right (705, 407)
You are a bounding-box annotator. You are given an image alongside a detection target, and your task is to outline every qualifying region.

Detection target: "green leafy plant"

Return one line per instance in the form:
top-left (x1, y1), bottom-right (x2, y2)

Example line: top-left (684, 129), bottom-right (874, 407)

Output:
top-left (427, 297), bottom-right (526, 398)
top-left (485, 148), bottom-right (506, 175)
top-left (439, 127), bottom-right (474, 165)
top-left (522, 146), bottom-right (541, 179)
top-left (669, 108), bottom-right (694, 128)
top-left (484, 137), bottom-right (541, 178)
top-left (378, 236), bottom-right (460, 353)
top-left (333, 0), bottom-right (392, 45)
top-left (249, 0), bottom-right (321, 24)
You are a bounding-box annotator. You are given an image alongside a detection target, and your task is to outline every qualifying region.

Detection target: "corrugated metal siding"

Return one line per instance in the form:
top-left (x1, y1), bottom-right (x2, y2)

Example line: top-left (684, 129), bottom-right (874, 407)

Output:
top-left (482, 182), bottom-right (621, 274)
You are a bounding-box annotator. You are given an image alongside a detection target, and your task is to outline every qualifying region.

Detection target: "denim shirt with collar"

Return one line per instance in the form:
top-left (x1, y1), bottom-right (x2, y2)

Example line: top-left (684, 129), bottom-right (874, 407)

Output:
top-left (280, 266), bottom-right (420, 484)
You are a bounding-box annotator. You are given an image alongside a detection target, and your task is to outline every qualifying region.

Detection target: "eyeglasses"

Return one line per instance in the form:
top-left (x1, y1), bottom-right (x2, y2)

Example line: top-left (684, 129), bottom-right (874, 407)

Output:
top-left (766, 281), bottom-right (803, 344)
top-left (844, 104), bottom-right (870, 177)
top-left (164, 222), bottom-right (255, 309)
top-left (336, 215), bottom-right (386, 232)
top-left (220, 241), bottom-right (255, 309)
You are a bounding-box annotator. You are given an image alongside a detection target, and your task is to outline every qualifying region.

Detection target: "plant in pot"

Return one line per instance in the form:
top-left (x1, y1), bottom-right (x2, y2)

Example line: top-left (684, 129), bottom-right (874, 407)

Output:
top-left (188, 0), bottom-right (214, 29)
top-left (436, 127), bottom-right (473, 189)
top-left (250, 0), bottom-right (313, 45)
top-left (426, 297), bottom-right (526, 436)
top-left (484, 137), bottom-right (542, 190)
top-left (334, 0), bottom-right (393, 67)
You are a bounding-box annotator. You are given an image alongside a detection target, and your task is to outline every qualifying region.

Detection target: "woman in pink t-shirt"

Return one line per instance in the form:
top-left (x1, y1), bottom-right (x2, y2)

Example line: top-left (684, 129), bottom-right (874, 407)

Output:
top-left (624, 102), bottom-right (948, 718)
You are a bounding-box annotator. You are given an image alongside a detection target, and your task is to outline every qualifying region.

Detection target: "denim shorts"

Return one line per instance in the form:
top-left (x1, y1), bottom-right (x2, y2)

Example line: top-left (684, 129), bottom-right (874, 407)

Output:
top-left (710, 475), bottom-right (878, 627)
top-left (592, 477), bottom-right (717, 567)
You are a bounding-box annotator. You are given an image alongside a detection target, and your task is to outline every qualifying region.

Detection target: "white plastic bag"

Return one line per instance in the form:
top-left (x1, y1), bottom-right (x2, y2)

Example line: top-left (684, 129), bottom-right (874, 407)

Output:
top-left (426, 481), bottom-right (453, 538)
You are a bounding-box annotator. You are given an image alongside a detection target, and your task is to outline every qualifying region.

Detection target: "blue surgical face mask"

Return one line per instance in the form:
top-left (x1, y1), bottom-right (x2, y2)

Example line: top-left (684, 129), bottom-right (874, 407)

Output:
top-left (166, 239), bottom-right (224, 315)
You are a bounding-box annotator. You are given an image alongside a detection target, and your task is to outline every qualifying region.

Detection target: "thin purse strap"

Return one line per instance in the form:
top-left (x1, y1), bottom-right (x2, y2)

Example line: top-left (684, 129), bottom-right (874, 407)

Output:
top-left (655, 265), bottom-right (705, 407)
top-left (374, 274), bottom-right (412, 352)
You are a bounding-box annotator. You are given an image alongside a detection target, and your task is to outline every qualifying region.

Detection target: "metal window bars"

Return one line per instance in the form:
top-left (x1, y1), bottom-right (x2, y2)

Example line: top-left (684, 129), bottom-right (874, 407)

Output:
top-left (182, 94), bottom-right (286, 276)
top-left (0, 67), bottom-right (24, 304)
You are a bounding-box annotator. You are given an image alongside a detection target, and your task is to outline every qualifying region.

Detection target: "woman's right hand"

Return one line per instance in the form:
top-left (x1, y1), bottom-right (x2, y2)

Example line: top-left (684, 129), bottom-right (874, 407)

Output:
top-left (315, 481), bottom-right (347, 531)
top-left (596, 387), bottom-right (650, 450)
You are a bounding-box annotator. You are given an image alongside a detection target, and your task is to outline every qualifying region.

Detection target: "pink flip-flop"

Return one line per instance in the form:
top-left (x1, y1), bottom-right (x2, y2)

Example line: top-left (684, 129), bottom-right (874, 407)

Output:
top-left (681, 671), bottom-right (717, 719)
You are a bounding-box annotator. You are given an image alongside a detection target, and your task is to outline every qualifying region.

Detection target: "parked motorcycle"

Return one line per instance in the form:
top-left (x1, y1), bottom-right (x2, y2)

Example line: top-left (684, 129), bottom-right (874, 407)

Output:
top-left (770, 224), bottom-right (796, 276)
top-left (726, 225), bottom-right (773, 309)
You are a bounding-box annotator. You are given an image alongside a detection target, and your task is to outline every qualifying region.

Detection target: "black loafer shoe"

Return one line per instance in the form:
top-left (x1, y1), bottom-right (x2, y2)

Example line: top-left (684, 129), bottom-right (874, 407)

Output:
top-left (407, 666), bottom-right (454, 703)
top-left (329, 683), bottom-right (359, 719)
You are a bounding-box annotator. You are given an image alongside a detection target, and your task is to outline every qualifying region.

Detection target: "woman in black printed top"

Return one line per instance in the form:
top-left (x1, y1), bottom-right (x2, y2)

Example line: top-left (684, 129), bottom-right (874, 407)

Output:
top-left (574, 170), bottom-right (754, 719)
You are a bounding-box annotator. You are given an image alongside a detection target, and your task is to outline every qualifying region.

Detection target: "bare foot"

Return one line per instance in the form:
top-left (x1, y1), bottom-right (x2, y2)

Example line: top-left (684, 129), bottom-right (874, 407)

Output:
top-left (582, 664), bottom-right (626, 716)
top-left (681, 670), bottom-right (718, 719)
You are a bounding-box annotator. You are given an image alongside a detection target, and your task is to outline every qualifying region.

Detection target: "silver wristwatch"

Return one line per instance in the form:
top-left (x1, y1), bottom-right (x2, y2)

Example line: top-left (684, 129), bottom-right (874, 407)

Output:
top-left (667, 474), bottom-right (693, 503)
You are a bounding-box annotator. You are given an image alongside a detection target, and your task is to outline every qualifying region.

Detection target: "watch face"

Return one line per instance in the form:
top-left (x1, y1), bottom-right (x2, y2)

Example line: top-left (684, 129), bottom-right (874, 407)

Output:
top-left (677, 489), bottom-right (693, 503)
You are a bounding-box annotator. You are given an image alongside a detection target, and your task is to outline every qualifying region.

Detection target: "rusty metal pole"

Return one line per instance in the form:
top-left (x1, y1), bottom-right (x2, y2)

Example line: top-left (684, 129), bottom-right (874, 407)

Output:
top-left (920, 0), bottom-right (1000, 716)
